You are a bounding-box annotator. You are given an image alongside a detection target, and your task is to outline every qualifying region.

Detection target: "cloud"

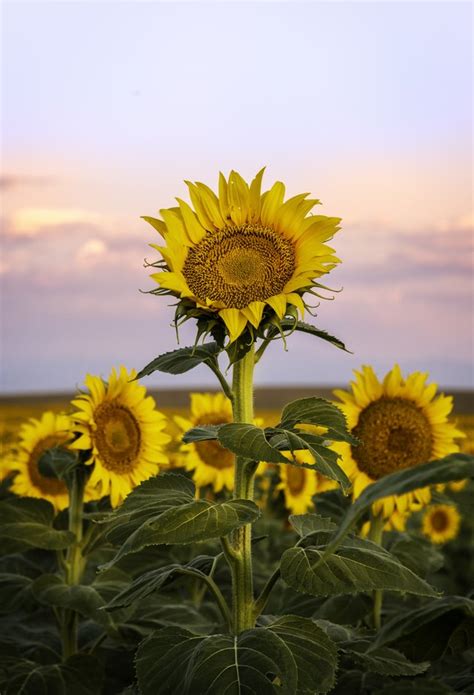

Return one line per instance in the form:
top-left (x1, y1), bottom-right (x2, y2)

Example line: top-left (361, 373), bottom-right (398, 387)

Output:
top-left (0, 175), bottom-right (52, 191)
top-left (6, 208), bottom-right (105, 237)
top-left (75, 238), bottom-right (108, 266)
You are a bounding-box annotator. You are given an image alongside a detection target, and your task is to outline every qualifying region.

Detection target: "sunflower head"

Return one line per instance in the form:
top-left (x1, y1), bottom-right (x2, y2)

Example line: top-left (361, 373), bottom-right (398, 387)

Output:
top-left (422, 504), bottom-right (461, 544)
top-left (8, 411), bottom-right (94, 511)
top-left (71, 366), bottom-right (170, 507)
top-left (144, 169), bottom-right (341, 343)
top-left (333, 365), bottom-right (466, 520)
top-left (277, 450), bottom-right (337, 515)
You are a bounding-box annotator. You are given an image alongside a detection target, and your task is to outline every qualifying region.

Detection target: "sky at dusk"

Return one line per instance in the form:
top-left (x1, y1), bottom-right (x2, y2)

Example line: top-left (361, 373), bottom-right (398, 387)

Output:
top-left (1, 1), bottom-right (473, 394)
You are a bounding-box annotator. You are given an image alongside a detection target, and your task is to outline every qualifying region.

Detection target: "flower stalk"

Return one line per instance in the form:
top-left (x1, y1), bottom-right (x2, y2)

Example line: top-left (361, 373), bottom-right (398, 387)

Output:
top-left (229, 345), bottom-right (257, 633)
top-left (61, 467), bottom-right (86, 659)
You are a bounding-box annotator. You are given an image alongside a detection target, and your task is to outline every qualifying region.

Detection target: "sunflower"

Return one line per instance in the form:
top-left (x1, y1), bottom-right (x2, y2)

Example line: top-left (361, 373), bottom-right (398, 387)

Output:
top-left (71, 366), bottom-right (170, 507)
top-left (277, 451), bottom-right (337, 515)
top-left (332, 365), bottom-right (466, 519)
top-left (422, 504), bottom-right (461, 544)
top-left (174, 392), bottom-right (235, 492)
top-left (144, 169), bottom-right (341, 342)
top-left (9, 411), bottom-right (87, 511)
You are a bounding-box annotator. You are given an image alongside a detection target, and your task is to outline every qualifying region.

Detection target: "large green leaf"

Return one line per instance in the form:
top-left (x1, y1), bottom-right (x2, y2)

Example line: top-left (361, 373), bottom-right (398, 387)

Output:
top-left (184, 422), bottom-right (351, 491)
top-left (280, 536), bottom-right (438, 598)
top-left (105, 473), bottom-right (195, 546)
top-left (374, 680), bottom-right (453, 694)
top-left (344, 641), bottom-right (429, 677)
top-left (37, 447), bottom-right (79, 481)
top-left (322, 453), bottom-right (474, 558)
top-left (0, 498), bottom-right (75, 554)
top-left (0, 573), bottom-right (34, 611)
top-left (136, 342), bottom-right (221, 378)
top-left (388, 535), bottom-right (444, 577)
top-left (267, 615), bottom-right (338, 694)
top-left (0, 654), bottom-right (103, 695)
top-left (105, 555), bottom-right (215, 611)
top-left (136, 626), bottom-right (297, 694)
top-left (374, 595), bottom-right (474, 648)
top-left (31, 574), bottom-right (113, 628)
top-left (288, 513), bottom-right (337, 538)
top-left (278, 397), bottom-right (357, 443)
top-left (106, 498), bottom-right (260, 566)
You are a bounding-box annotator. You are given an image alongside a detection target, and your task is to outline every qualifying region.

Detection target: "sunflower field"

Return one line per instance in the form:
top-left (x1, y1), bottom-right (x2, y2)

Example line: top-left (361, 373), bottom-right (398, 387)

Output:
top-left (1, 170), bottom-right (473, 694)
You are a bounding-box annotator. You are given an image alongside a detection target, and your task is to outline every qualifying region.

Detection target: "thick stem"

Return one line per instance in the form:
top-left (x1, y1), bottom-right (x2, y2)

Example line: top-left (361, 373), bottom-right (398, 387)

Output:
top-left (230, 346), bottom-right (256, 634)
top-left (369, 512), bottom-right (385, 630)
top-left (61, 468), bottom-right (86, 659)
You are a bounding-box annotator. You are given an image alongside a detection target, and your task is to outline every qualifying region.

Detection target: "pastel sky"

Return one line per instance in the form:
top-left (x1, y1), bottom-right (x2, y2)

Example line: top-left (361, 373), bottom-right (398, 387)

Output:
top-left (1, 1), bottom-right (472, 394)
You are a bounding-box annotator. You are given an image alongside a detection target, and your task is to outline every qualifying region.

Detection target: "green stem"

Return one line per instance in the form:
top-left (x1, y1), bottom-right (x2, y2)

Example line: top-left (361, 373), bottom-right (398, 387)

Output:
top-left (61, 468), bottom-right (86, 659)
top-left (229, 345), bottom-right (256, 634)
top-left (369, 512), bottom-right (385, 630)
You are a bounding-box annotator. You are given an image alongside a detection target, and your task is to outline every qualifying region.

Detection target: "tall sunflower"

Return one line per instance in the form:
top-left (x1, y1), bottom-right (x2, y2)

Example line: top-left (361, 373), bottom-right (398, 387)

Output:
top-left (277, 451), bottom-right (337, 515)
top-left (9, 411), bottom-right (95, 511)
top-left (332, 365), bottom-right (465, 519)
top-left (144, 169), bottom-right (341, 342)
top-left (422, 504), bottom-right (461, 544)
top-left (174, 393), bottom-right (235, 492)
top-left (71, 366), bottom-right (170, 507)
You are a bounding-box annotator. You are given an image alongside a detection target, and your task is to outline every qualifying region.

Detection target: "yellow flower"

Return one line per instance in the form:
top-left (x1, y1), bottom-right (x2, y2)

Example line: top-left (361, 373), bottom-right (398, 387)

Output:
top-left (9, 411), bottom-right (96, 511)
top-left (144, 169), bottom-right (341, 341)
top-left (277, 450), bottom-right (337, 515)
top-left (422, 504), bottom-right (461, 544)
top-left (174, 393), bottom-right (235, 492)
top-left (71, 366), bottom-right (170, 507)
top-left (333, 365), bottom-right (466, 520)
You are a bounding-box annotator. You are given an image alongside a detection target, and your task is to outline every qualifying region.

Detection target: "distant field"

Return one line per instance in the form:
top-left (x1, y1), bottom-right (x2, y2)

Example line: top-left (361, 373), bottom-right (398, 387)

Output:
top-left (1, 387), bottom-right (473, 454)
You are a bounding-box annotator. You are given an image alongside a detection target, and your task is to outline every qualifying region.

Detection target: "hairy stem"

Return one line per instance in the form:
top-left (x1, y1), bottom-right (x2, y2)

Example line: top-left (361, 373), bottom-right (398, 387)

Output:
top-left (369, 511), bottom-right (385, 630)
top-left (229, 345), bottom-right (256, 633)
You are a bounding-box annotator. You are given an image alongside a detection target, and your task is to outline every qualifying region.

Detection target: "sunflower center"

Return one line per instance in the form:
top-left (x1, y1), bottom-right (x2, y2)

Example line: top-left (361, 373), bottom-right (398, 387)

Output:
top-left (430, 509), bottom-right (449, 532)
top-left (28, 435), bottom-right (69, 496)
top-left (352, 397), bottom-right (433, 479)
top-left (286, 466), bottom-right (307, 495)
top-left (182, 224), bottom-right (296, 309)
top-left (194, 413), bottom-right (234, 470)
top-left (94, 401), bottom-right (141, 473)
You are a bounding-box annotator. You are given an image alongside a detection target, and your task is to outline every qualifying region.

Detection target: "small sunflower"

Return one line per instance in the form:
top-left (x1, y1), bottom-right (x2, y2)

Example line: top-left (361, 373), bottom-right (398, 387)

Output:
top-left (145, 169), bottom-right (341, 342)
top-left (333, 365), bottom-right (465, 520)
top-left (9, 411), bottom-right (84, 511)
top-left (174, 393), bottom-right (235, 492)
top-left (422, 504), bottom-right (461, 544)
top-left (277, 451), bottom-right (337, 515)
top-left (71, 366), bottom-right (170, 507)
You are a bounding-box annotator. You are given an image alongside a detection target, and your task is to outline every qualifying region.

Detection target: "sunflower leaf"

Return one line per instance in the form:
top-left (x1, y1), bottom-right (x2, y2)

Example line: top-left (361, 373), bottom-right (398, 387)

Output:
top-left (105, 556), bottom-right (215, 611)
top-left (267, 615), bottom-right (338, 694)
top-left (135, 626), bottom-right (297, 695)
top-left (264, 319), bottom-right (350, 352)
top-left (0, 497), bottom-right (75, 554)
top-left (217, 423), bottom-right (289, 463)
top-left (321, 453), bottom-right (474, 560)
top-left (288, 513), bottom-right (337, 538)
top-left (278, 397), bottom-right (357, 444)
top-left (0, 654), bottom-right (104, 695)
top-left (31, 574), bottom-right (114, 629)
top-left (135, 342), bottom-right (221, 378)
top-left (280, 535), bottom-right (439, 598)
top-left (37, 446), bottom-right (79, 481)
top-left (342, 641), bottom-right (429, 676)
top-left (104, 499), bottom-right (260, 567)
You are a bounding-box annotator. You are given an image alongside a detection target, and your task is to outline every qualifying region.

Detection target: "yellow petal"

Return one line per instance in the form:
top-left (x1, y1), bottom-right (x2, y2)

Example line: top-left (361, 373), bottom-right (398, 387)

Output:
top-left (248, 167), bottom-right (266, 222)
top-left (219, 308), bottom-right (247, 342)
top-left (266, 294), bottom-right (287, 319)
top-left (241, 301), bottom-right (265, 329)
top-left (176, 198), bottom-right (206, 244)
top-left (260, 181), bottom-right (285, 227)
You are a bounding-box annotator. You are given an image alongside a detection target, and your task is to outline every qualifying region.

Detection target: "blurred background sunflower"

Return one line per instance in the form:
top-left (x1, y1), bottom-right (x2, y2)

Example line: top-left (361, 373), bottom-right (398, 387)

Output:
top-left (332, 364), bottom-right (466, 521)
top-left (277, 450), bottom-right (337, 514)
top-left (422, 504), bottom-right (461, 544)
top-left (8, 411), bottom-right (96, 511)
top-left (71, 366), bottom-right (170, 507)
